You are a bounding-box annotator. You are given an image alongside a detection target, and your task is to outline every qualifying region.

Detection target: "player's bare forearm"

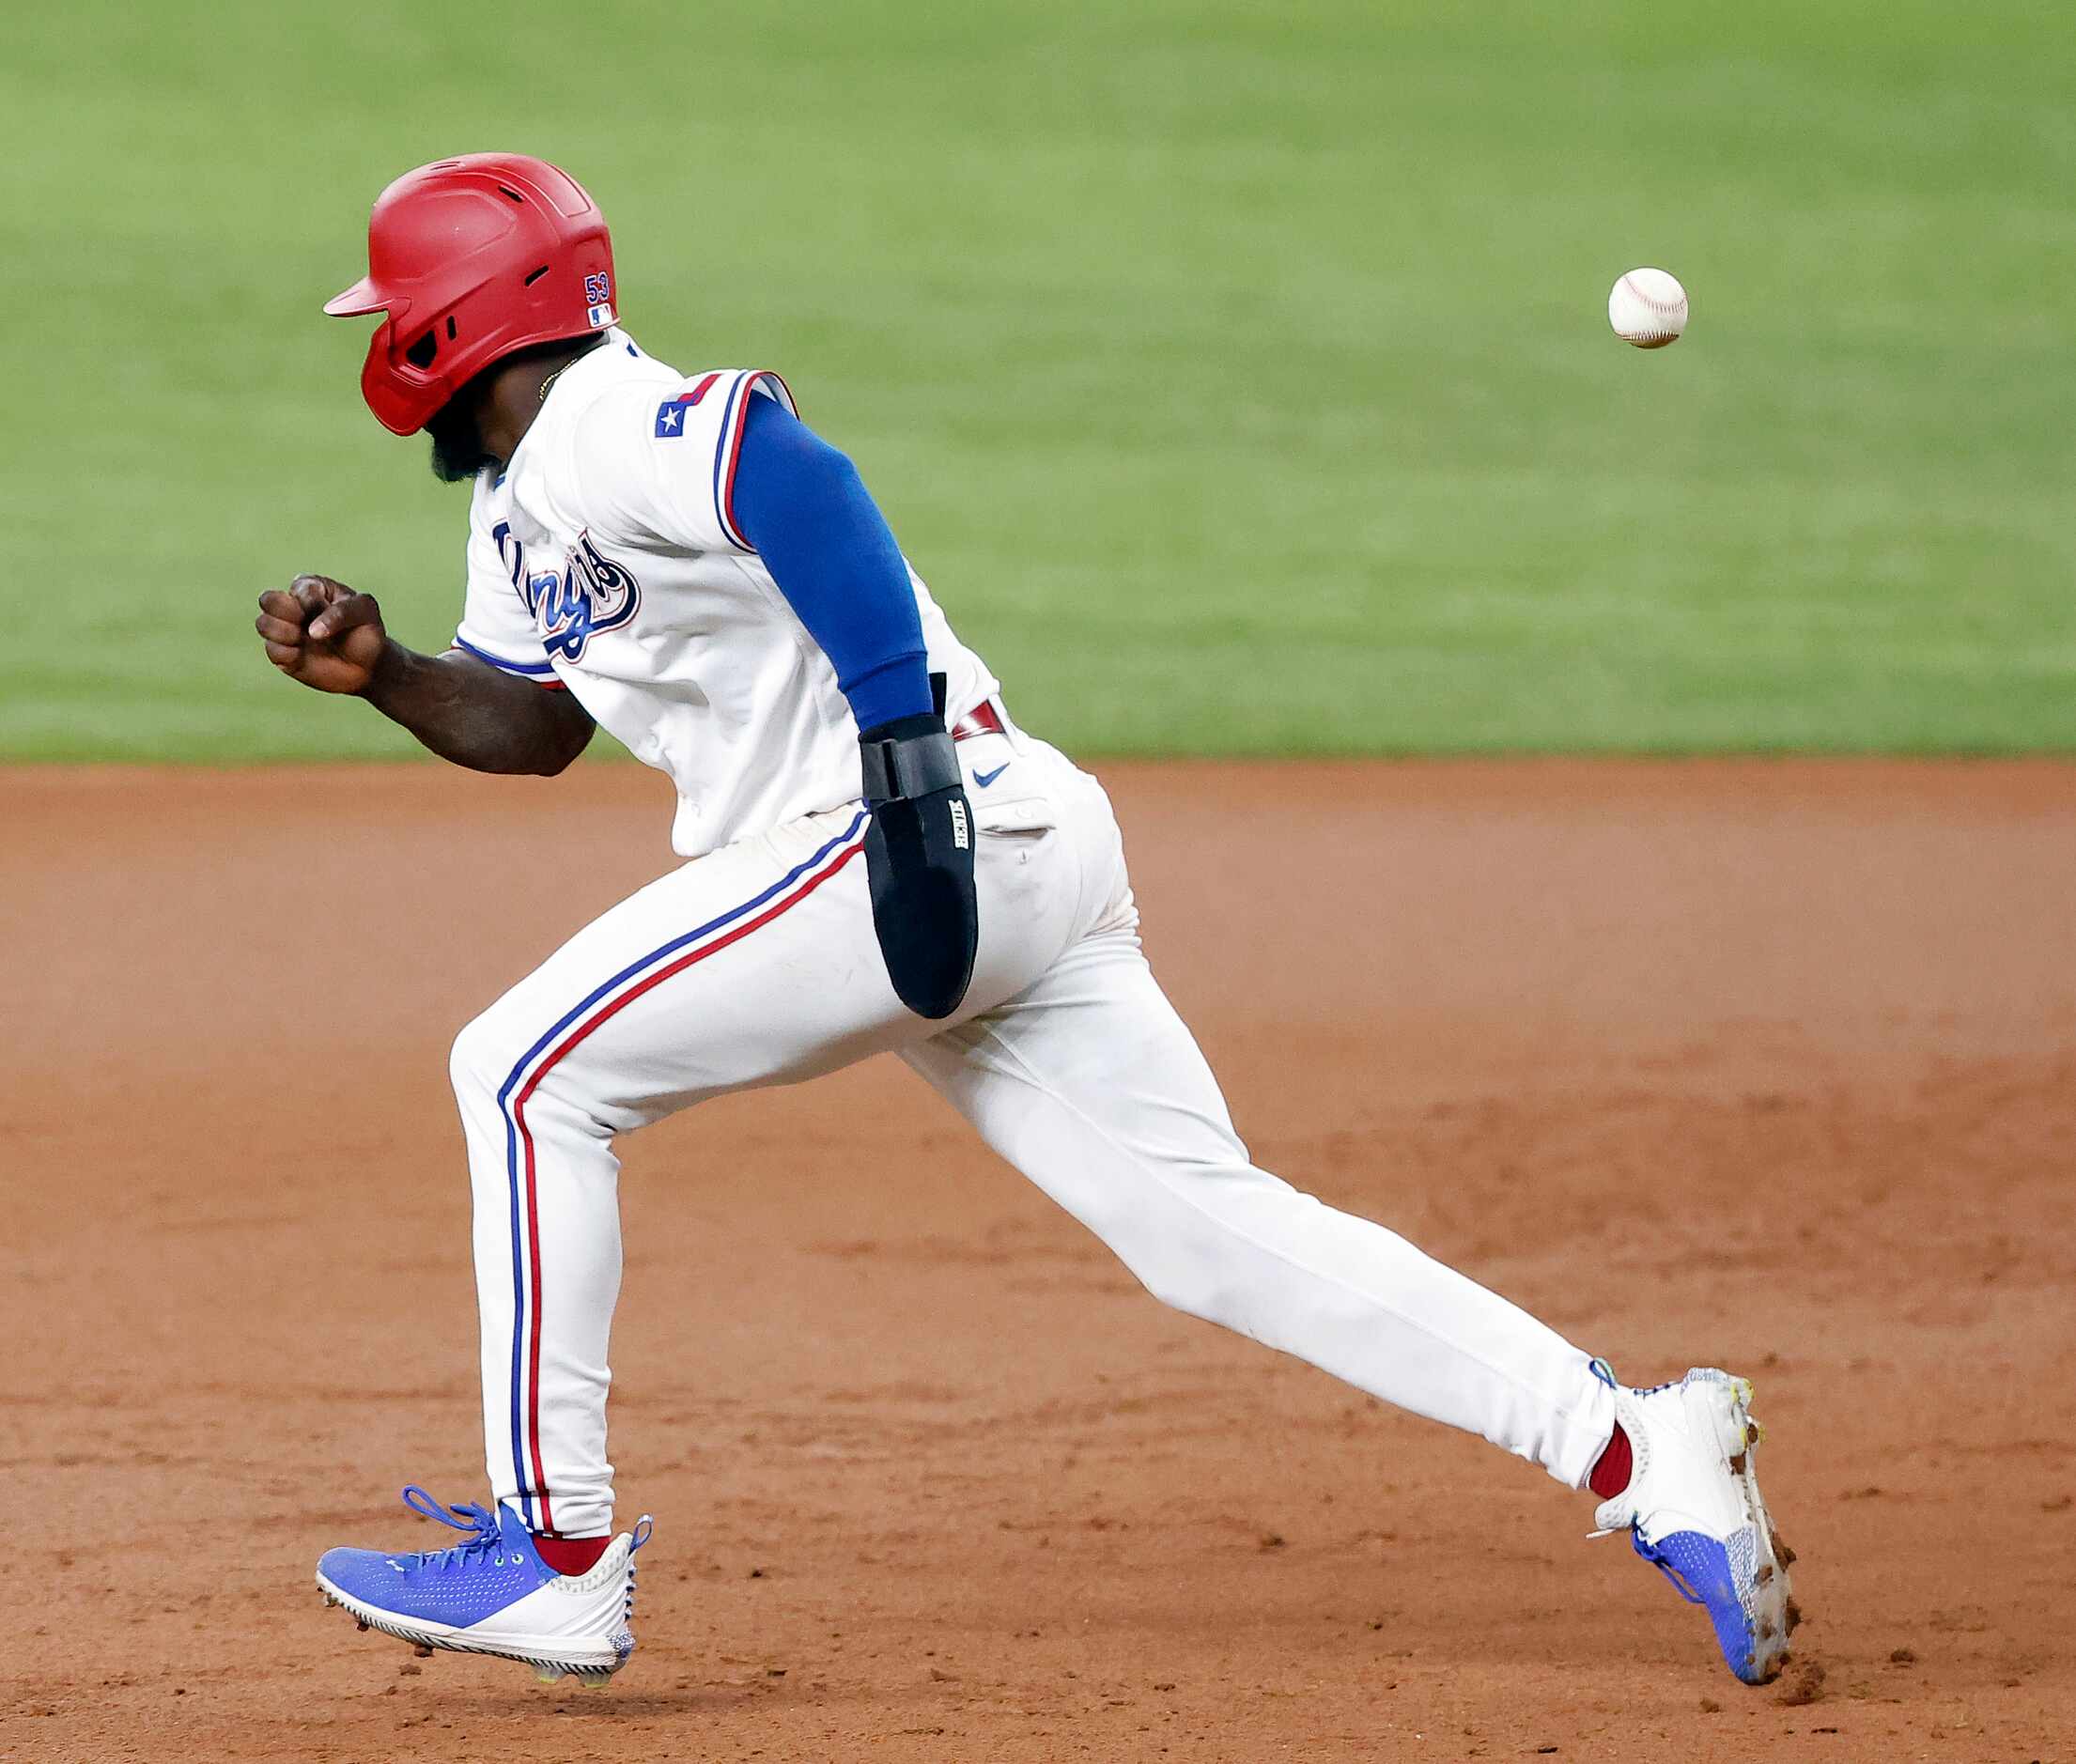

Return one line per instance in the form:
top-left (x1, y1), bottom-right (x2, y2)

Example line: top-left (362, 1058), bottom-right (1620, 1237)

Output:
top-left (363, 642), bottom-right (596, 776)
top-left (256, 574), bottom-right (594, 776)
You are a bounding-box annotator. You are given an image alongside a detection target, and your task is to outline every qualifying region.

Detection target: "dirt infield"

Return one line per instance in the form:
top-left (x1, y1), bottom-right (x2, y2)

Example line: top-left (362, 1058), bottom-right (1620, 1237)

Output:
top-left (5, 760), bottom-right (2073, 1763)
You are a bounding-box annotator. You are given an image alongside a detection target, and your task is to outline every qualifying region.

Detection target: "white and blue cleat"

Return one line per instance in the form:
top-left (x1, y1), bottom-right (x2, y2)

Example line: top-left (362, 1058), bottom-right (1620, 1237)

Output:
top-left (1588, 1363), bottom-right (1800, 1684)
top-left (316, 1488), bottom-right (652, 1686)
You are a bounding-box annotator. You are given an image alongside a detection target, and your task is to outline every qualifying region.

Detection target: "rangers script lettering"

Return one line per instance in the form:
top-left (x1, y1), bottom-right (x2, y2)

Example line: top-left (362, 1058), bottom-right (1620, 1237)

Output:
top-left (519, 532), bottom-right (641, 663)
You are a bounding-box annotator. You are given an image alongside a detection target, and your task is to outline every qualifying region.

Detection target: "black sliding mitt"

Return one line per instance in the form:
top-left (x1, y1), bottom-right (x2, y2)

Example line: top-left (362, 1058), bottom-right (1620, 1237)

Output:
top-left (858, 712), bottom-right (978, 1018)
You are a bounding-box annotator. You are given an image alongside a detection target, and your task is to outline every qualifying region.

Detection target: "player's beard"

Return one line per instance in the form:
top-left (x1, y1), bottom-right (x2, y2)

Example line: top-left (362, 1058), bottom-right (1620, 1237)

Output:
top-left (426, 399), bottom-right (496, 484)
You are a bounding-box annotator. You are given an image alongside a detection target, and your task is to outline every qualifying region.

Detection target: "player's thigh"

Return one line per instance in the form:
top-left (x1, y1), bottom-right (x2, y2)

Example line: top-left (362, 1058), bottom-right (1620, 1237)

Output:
top-left (949, 740), bottom-right (1131, 1025)
top-left (451, 803), bottom-right (902, 1130)
top-left (905, 922), bottom-right (1249, 1216)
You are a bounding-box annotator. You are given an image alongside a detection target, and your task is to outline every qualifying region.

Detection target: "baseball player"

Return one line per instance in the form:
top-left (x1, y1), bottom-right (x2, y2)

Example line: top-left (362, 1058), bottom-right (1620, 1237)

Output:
top-left (264, 153), bottom-right (1796, 1689)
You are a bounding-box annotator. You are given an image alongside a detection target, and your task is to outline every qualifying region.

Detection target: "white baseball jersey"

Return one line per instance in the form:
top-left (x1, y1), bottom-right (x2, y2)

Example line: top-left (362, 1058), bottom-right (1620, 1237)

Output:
top-left (452, 329), bottom-right (998, 859)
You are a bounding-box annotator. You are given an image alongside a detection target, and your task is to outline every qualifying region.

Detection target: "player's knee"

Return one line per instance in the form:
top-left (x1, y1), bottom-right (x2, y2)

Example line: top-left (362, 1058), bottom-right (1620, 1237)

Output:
top-left (1104, 1215), bottom-right (1241, 1324)
top-left (449, 1005), bottom-right (521, 1104)
top-left (1132, 1260), bottom-right (1216, 1322)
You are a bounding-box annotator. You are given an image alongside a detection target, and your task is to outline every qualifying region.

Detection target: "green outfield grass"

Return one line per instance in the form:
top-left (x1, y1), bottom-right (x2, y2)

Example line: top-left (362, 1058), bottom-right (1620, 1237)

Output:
top-left (4, 0), bottom-right (2071, 759)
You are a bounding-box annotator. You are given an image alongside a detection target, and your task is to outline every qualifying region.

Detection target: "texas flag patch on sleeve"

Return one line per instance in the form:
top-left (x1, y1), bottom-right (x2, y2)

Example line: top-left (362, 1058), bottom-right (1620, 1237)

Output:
top-left (655, 373), bottom-right (722, 439)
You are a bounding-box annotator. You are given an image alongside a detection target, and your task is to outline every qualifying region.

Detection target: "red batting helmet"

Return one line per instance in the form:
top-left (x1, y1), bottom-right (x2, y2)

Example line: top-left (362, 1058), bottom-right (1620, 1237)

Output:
top-left (324, 153), bottom-right (617, 436)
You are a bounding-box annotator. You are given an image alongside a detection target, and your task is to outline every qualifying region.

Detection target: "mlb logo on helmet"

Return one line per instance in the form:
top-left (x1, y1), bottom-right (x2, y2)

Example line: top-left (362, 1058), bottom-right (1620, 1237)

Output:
top-left (584, 271), bottom-right (614, 329)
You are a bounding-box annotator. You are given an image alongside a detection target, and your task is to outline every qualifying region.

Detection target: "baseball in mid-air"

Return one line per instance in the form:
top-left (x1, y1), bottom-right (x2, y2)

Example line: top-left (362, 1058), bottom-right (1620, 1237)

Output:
top-left (1607, 268), bottom-right (1688, 348)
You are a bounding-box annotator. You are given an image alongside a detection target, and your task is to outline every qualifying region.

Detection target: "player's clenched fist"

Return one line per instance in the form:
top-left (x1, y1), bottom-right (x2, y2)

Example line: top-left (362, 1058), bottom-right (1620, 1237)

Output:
top-left (256, 574), bottom-right (390, 694)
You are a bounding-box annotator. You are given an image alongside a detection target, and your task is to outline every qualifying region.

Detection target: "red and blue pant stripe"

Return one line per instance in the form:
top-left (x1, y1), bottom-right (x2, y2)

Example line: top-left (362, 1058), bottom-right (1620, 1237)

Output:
top-left (493, 810), bottom-right (867, 1531)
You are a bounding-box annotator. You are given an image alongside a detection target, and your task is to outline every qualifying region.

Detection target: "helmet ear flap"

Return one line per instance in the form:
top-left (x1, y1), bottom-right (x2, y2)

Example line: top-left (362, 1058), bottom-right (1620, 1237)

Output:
top-left (363, 311), bottom-right (458, 435)
top-left (402, 312), bottom-right (463, 371)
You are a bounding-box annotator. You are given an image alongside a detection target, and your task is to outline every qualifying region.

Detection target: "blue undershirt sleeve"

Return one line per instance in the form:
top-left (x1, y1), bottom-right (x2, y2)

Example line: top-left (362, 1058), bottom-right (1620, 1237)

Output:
top-left (728, 392), bottom-right (934, 733)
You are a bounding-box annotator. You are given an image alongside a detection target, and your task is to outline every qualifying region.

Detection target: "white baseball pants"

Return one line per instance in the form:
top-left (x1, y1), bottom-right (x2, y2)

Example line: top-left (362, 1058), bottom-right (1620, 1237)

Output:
top-left (448, 724), bottom-right (1617, 1538)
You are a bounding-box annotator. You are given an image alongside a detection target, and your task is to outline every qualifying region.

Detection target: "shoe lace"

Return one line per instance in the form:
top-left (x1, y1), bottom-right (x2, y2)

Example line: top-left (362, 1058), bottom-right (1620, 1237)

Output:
top-left (1625, 1529), bottom-right (1706, 1604)
top-left (624, 1517), bottom-right (654, 1620)
top-left (395, 1485), bottom-right (505, 1571)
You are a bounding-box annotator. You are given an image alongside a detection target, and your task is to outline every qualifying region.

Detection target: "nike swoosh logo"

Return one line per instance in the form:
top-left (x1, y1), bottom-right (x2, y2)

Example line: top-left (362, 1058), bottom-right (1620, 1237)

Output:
top-left (972, 763), bottom-right (1011, 789)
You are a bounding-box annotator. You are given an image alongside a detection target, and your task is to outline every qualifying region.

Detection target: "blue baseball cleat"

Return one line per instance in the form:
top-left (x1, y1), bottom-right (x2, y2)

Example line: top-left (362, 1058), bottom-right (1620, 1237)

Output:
top-left (316, 1488), bottom-right (652, 1685)
top-left (1588, 1363), bottom-right (1800, 1684)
